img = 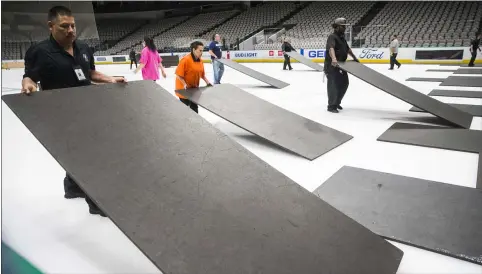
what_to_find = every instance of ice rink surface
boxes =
[2,62,482,273]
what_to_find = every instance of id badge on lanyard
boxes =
[73,65,87,82]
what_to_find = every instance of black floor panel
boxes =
[2,81,403,274]
[337,61,473,128]
[176,84,353,160]
[217,59,289,89]
[314,166,482,265]
[410,104,482,117]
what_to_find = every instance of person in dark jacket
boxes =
[323,18,359,113]
[282,38,295,70]
[468,32,481,67]
[129,48,137,69]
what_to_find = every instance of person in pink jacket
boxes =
[134,37,166,81]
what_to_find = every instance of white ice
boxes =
[1,62,482,274]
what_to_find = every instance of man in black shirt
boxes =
[324,18,359,113]
[468,32,481,67]
[21,6,126,217]
[281,38,295,70]
[129,48,137,69]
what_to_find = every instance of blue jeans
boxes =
[212,59,225,84]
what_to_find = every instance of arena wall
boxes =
[2,47,481,69]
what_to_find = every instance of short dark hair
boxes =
[477,32,481,36]
[190,41,204,50]
[48,6,72,22]
[393,34,397,38]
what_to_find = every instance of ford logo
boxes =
[359,49,384,59]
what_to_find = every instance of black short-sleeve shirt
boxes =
[23,35,95,91]
[471,38,480,51]
[324,32,349,72]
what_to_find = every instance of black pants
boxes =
[180,98,198,113]
[283,54,292,70]
[390,53,401,69]
[64,174,100,211]
[130,59,137,69]
[469,50,477,66]
[326,69,349,109]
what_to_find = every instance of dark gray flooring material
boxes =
[217,59,289,89]
[441,76,482,87]
[377,122,482,153]
[410,104,482,117]
[479,152,482,189]
[285,51,325,72]
[314,166,482,265]
[2,81,404,274]
[428,89,482,98]
[425,69,458,72]
[377,122,482,189]
[406,77,445,82]
[337,61,473,128]
[425,69,482,74]
[454,68,482,75]
[440,64,482,67]
[176,84,353,160]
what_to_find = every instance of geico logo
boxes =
[308,50,325,58]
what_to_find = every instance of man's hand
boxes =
[162,71,167,79]
[110,76,127,83]
[21,78,38,95]
[332,59,339,67]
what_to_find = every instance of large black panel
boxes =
[425,69,457,72]
[216,59,289,89]
[176,83,353,160]
[406,77,445,82]
[314,166,482,265]
[2,81,403,274]
[428,89,482,99]
[440,64,482,67]
[454,68,482,75]
[377,122,482,153]
[441,76,482,87]
[285,51,325,72]
[410,104,482,117]
[479,152,482,189]
[337,61,473,128]
[425,68,482,74]
[377,122,482,188]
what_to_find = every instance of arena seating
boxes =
[201,2,300,47]
[255,1,375,50]
[97,16,188,55]
[2,2,481,60]
[151,10,239,51]
[95,19,146,44]
[356,1,482,48]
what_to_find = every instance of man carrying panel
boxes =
[324,18,359,113]
[20,6,126,217]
